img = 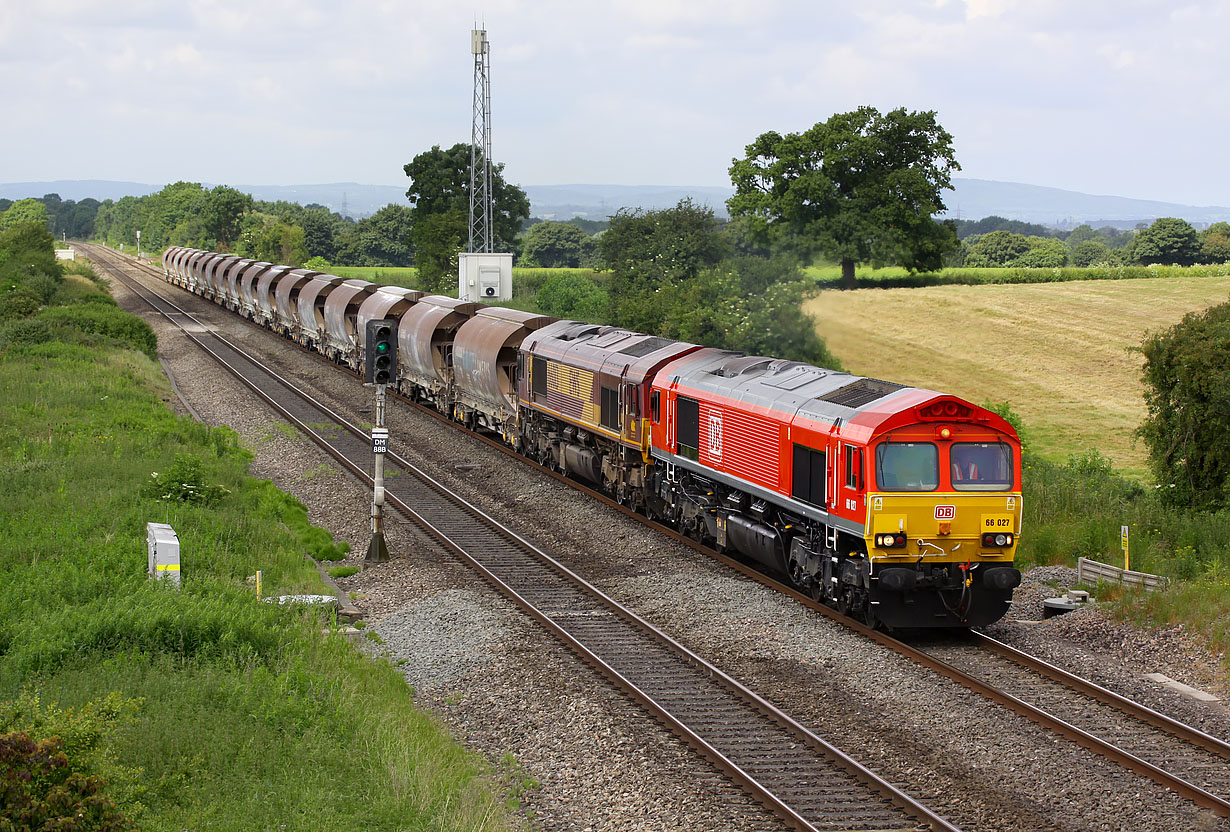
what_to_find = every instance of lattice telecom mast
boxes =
[469,28,493,253]
[458,27,511,302]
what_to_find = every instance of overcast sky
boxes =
[4,0,1227,205]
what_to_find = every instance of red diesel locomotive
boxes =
[164,246,1022,628]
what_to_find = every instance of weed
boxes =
[327,565,359,579]
[142,453,230,505]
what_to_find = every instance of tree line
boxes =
[954,217,1229,268]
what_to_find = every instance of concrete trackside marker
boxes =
[1144,673,1221,703]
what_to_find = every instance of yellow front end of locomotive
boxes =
[864,492,1022,564]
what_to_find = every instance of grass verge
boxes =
[0,259,510,831]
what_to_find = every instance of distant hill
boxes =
[5,178,1228,228]
[0,180,162,202]
[522,184,735,221]
[943,179,1230,229]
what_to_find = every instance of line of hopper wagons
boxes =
[160,246,1024,629]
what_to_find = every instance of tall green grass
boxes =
[0,295,509,828]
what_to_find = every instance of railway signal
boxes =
[363,319,397,565]
[365,319,398,385]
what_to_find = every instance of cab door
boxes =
[620,380,639,445]
[841,443,864,514]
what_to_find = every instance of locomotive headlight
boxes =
[982,533,1015,548]
[876,533,907,548]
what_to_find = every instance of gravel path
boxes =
[109,261,1229,832]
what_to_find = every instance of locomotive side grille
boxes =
[818,378,905,409]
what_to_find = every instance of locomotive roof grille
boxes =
[617,336,673,357]
[817,378,905,408]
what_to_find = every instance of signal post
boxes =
[364,320,397,565]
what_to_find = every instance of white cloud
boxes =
[964,0,1015,20]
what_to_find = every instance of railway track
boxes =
[923,631,1230,808]
[80,242,958,831]
[84,243,1230,823]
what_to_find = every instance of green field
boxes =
[806,275,1230,479]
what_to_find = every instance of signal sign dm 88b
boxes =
[365,319,398,385]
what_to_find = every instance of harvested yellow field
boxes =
[805,277,1230,478]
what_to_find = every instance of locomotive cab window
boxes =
[676,395,700,461]
[651,390,661,423]
[875,442,939,492]
[844,444,862,490]
[951,442,1014,490]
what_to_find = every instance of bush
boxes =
[141,453,230,505]
[1138,299,1230,508]
[0,288,41,320]
[38,303,157,359]
[0,222,62,293]
[1070,239,1113,267]
[0,691,144,832]
[963,230,1031,266]
[534,272,608,322]
[519,222,598,268]
[0,732,136,832]
[0,317,53,348]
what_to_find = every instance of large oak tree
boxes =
[403,143,529,288]
[728,107,960,288]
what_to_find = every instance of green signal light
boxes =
[376,342,390,353]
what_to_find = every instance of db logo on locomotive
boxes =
[708,413,723,459]
[934,505,956,520]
